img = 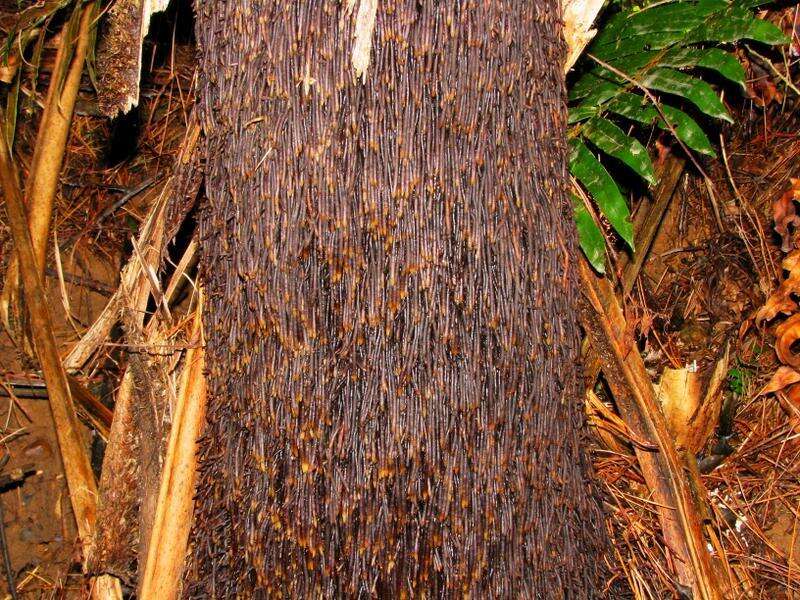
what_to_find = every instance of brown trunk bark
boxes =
[187,1,607,596]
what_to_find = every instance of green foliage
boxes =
[573,196,608,273]
[569,0,787,271]
[570,139,634,251]
[727,362,751,396]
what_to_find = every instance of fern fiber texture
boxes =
[186,0,608,597]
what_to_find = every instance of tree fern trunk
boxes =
[186,1,607,596]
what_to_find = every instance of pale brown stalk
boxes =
[1,4,95,335]
[139,294,206,599]
[0,116,97,554]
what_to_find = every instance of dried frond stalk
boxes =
[580,261,722,599]
[1,4,95,341]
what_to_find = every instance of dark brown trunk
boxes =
[187,1,607,596]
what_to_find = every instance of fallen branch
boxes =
[582,156,686,384]
[579,260,722,600]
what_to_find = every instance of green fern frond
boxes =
[570,139,635,252]
[568,0,788,272]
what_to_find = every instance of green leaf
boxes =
[569,140,634,250]
[569,71,622,102]
[739,0,783,7]
[573,197,606,273]
[641,67,732,122]
[568,103,600,124]
[742,19,790,45]
[592,1,783,55]
[567,0,786,265]
[2,1,68,63]
[686,7,788,45]
[592,3,724,52]
[583,117,656,185]
[660,47,746,87]
[568,83,624,121]
[607,92,716,157]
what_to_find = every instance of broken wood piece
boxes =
[585,388,631,454]
[66,375,113,440]
[96,0,171,116]
[352,0,379,82]
[139,294,206,600]
[655,347,729,454]
[579,260,722,599]
[563,0,607,73]
[131,236,172,324]
[161,239,198,312]
[90,574,123,600]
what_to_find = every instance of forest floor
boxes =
[0,4,799,600]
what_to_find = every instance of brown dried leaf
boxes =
[785,382,800,407]
[756,250,800,325]
[749,77,783,107]
[776,313,800,368]
[773,178,800,252]
[759,365,800,396]
[778,385,800,435]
